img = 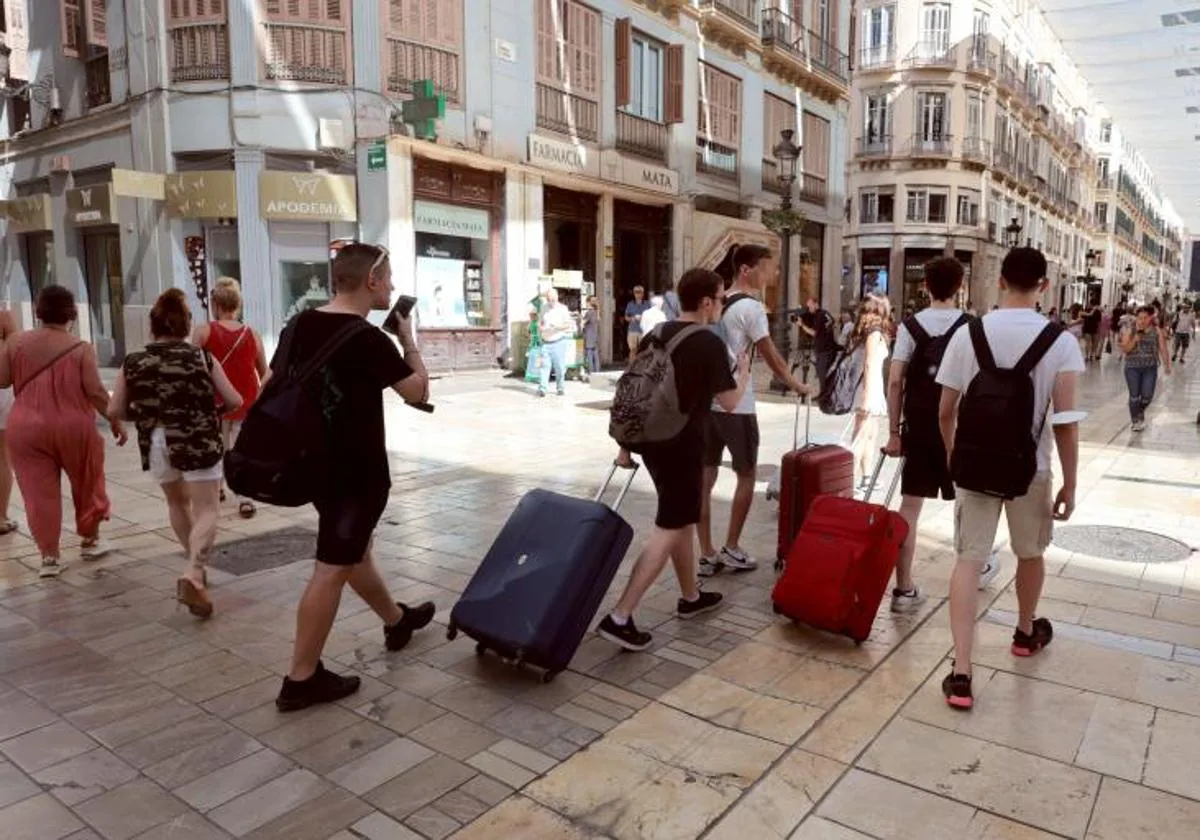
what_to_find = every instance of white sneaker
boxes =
[978,555,1000,590]
[890,586,927,614]
[719,546,758,572]
[39,557,64,579]
[698,555,723,578]
[80,539,112,561]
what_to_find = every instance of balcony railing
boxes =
[858,45,896,69]
[910,133,953,157]
[263,22,347,85]
[856,135,892,157]
[808,30,849,81]
[761,159,785,195]
[905,40,955,68]
[169,22,229,82]
[699,0,759,32]
[386,39,459,103]
[998,63,1019,93]
[85,53,111,109]
[1096,176,1114,191]
[616,111,669,163]
[761,8,805,58]
[962,136,991,162]
[535,83,599,142]
[966,48,996,76]
[799,173,827,205]
[697,137,738,180]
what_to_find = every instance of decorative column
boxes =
[383,141,415,296]
[599,192,615,364]
[503,170,544,357]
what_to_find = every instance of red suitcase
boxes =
[776,399,854,568]
[771,457,909,643]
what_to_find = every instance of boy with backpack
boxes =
[935,247,1083,710]
[263,244,437,711]
[883,258,975,613]
[599,268,750,651]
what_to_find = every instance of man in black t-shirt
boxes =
[275,243,435,713]
[597,268,750,651]
[798,297,838,384]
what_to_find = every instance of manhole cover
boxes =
[208,527,316,576]
[1052,525,1194,564]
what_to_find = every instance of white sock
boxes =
[609,611,629,625]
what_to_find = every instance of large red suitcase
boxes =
[771,457,909,643]
[776,399,854,567]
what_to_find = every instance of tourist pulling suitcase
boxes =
[771,455,908,643]
[774,396,854,571]
[447,462,638,683]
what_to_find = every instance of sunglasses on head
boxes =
[330,239,389,277]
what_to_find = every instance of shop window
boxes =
[859,189,893,224]
[414,231,490,328]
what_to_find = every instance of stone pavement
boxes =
[2,356,1200,840]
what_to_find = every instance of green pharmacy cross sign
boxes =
[401,80,446,141]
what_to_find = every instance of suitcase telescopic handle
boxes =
[862,452,904,508]
[596,460,639,512]
[793,394,812,451]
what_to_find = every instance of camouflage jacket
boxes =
[123,342,223,472]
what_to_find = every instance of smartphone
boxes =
[382,295,417,336]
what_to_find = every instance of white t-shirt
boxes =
[640,306,667,335]
[1175,311,1195,334]
[712,295,770,415]
[937,308,1085,473]
[540,303,574,342]
[892,307,967,364]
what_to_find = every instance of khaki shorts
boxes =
[954,473,1053,561]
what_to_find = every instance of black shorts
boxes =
[703,413,759,474]
[900,431,955,501]
[314,489,389,566]
[640,444,704,530]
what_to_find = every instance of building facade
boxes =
[0,0,852,370]
[1087,118,1186,309]
[846,0,1110,313]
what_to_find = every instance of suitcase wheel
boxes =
[771,603,782,615]
[446,623,458,641]
[475,642,487,657]
[773,557,785,573]
[541,670,559,684]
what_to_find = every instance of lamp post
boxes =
[1123,264,1134,301]
[1004,218,1022,249]
[769,128,801,385]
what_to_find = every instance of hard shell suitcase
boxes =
[775,398,855,569]
[447,463,637,683]
[771,456,908,643]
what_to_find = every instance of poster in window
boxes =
[415,257,468,328]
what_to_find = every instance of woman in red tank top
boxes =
[192,277,269,518]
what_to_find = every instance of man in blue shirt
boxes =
[624,285,651,359]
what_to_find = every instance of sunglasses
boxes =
[330,239,390,277]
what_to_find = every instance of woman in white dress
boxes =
[0,307,18,534]
[849,295,891,488]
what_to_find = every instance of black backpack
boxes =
[224,318,370,507]
[951,320,1063,499]
[902,313,972,440]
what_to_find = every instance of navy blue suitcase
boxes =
[447,463,637,682]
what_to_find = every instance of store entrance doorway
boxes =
[82,230,125,365]
[613,200,671,362]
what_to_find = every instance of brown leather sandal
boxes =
[176,577,214,619]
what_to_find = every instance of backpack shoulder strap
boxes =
[294,319,374,383]
[1014,323,1064,375]
[903,315,930,346]
[663,323,704,354]
[949,312,973,335]
[967,318,997,372]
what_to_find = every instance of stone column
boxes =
[382,142,415,297]
[598,192,614,364]
[503,170,544,355]
[233,150,274,347]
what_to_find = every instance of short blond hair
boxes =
[210,276,242,315]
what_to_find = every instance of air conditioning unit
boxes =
[50,155,71,173]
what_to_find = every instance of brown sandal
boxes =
[238,501,256,519]
[176,577,213,619]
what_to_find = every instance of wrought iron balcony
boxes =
[536,83,599,142]
[962,136,991,163]
[856,135,892,157]
[697,137,738,180]
[858,45,896,70]
[263,22,348,85]
[799,173,827,205]
[169,22,229,82]
[909,133,953,158]
[905,41,955,69]
[386,39,460,103]
[616,111,669,163]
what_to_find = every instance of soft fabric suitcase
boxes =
[447,463,637,682]
[771,457,908,643]
[775,399,855,569]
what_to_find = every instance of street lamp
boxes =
[1004,218,1022,248]
[769,128,801,382]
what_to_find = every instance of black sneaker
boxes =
[597,614,652,651]
[1011,617,1053,658]
[384,601,437,652]
[942,671,973,710]
[677,590,723,620]
[276,661,361,712]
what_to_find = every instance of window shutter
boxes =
[802,111,831,178]
[535,0,557,82]
[664,43,683,124]
[828,0,839,50]
[85,0,107,49]
[61,0,83,57]
[614,17,631,109]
